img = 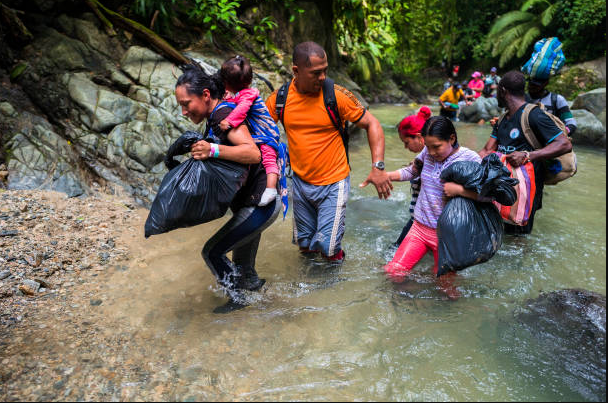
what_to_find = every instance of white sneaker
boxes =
[258,188,277,206]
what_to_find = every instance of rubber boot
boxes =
[213,285,249,314]
[235,265,266,292]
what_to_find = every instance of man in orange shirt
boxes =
[266,41,391,262]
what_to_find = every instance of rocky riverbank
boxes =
[0,189,138,327]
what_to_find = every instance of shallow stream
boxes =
[5,104,606,401]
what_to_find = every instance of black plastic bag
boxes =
[478,153,519,206]
[441,160,485,192]
[144,132,248,238]
[436,198,503,276]
[441,155,518,205]
[436,155,514,276]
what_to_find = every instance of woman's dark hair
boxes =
[176,61,225,99]
[421,116,459,148]
[220,55,253,92]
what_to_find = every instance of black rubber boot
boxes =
[235,265,266,292]
[213,287,248,314]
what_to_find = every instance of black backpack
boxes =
[275,77,350,163]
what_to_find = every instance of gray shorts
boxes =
[291,174,350,256]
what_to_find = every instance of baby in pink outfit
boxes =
[219,56,280,206]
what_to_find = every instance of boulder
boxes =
[565,56,606,82]
[511,289,606,401]
[460,96,501,123]
[597,108,606,128]
[571,109,606,148]
[64,72,147,132]
[571,87,606,116]
[6,114,87,197]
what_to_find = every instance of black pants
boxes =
[202,197,280,289]
[395,217,414,246]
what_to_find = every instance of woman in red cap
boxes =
[393,106,432,245]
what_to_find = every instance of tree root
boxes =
[85,0,189,66]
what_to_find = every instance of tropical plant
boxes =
[334,0,397,81]
[487,0,559,67]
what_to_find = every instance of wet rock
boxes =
[511,288,606,400]
[571,109,606,147]
[19,279,40,295]
[571,87,606,116]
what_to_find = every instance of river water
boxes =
[8,104,604,401]
[94,104,605,401]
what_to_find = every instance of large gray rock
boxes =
[511,289,606,401]
[6,113,87,197]
[64,72,147,132]
[571,109,606,148]
[596,108,606,128]
[460,96,501,123]
[566,56,606,82]
[571,87,606,116]
[121,46,180,91]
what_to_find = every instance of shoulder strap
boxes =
[322,77,350,163]
[520,103,543,150]
[550,92,558,113]
[275,79,292,125]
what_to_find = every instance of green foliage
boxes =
[131,0,176,32]
[557,0,606,63]
[128,0,288,54]
[486,0,558,67]
[334,0,397,82]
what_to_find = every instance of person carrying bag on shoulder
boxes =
[479,71,573,235]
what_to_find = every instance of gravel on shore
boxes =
[0,189,138,328]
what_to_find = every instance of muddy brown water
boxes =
[2,104,606,401]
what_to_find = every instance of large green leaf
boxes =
[518,25,542,57]
[520,0,551,12]
[489,11,534,36]
[540,3,558,26]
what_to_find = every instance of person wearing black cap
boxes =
[526,76,577,137]
[479,70,572,234]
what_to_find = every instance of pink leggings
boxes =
[384,220,439,281]
[260,144,279,176]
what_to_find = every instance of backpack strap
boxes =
[275,77,350,163]
[275,79,292,125]
[550,92,558,114]
[322,77,350,164]
[520,103,544,150]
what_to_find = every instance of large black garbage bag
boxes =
[441,160,484,191]
[144,132,248,238]
[436,198,503,276]
[478,153,519,206]
[436,156,514,276]
[441,156,518,206]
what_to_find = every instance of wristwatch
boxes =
[372,161,385,170]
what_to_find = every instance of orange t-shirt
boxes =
[266,81,366,186]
